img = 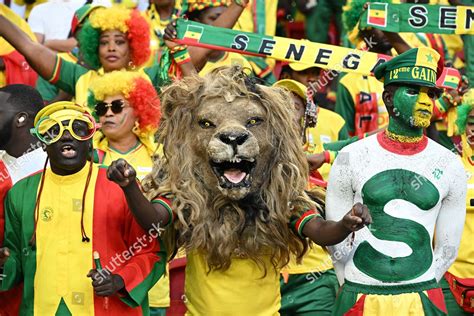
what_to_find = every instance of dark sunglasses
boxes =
[94,99,126,116]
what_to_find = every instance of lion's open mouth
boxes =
[211,158,256,188]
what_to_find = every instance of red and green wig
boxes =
[78,7,151,70]
[88,70,161,136]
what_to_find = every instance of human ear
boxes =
[15,112,28,127]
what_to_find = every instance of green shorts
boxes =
[280,269,339,316]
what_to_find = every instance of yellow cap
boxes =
[273,79,307,100]
[288,62,319,72]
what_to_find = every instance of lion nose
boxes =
[218,132,249,147]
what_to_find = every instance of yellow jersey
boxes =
[305,108,347,181]
[448,154,474,278]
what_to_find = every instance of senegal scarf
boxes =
[173,19,460,89]
[360,3,474,35]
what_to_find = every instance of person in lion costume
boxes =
[107,66,371,315]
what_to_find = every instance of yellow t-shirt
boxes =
[185,251,280,316]
[448,154,474,278]
[13,0,47,19]
[102,143,153,181]
[306,108,346,181]
[35,165,97,315]
[284,244,333,274]
[199,52,253,77]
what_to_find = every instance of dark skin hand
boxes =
[0,247,9,267]
[302,203,372,246]
[307,153,326,170]
[107,159,169,232]
[362,2,411,54]
[87,269,125,296]
[163,0,248,71]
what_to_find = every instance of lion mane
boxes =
[146,66,317,272]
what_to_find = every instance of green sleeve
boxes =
[144,65,168,94]
[335,81,355,135]
[323,135,359,152]
[337,122,350,140]
[49,56,89,96]
[0,191,23,291]
[36,76,59,103]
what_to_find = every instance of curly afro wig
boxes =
[455,89,474,135]
[88,70,161,135]
[78,7,151,70]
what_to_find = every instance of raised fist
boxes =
[107,159,137,188]
[342,203,372,232]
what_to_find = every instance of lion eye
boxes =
[198,119,215,129]
[246,117,263,127]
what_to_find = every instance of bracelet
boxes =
[173,48,192,65]
[169,45,188,54]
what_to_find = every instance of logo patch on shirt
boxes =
[72,199,82,212]
[72,292,84,305]
[40,207,54,222]
[432,168,443,180]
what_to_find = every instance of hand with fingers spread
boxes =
[107,159,137,188]
[0,248,10,267]
[342,203,372,232]
[87,269,125,297]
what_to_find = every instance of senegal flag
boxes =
[0,165,166,316]
[438,67,461,90]
[183,24,204,43]
[367,3,388,27]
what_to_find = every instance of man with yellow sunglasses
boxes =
[0,101,166,316]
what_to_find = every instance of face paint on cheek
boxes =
[412,95,433,128]
[118,113,128,127]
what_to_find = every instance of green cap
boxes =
[374,47,441,87]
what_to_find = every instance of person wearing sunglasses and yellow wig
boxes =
[88,70,161,180]
[0,101,165,316]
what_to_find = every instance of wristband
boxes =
[172,48,191,65]
[323,150,337,164]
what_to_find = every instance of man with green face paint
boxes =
[326,47,467,315]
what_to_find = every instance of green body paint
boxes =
[353,169,440,282]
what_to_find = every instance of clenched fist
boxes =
[342,203,372,232]
[107,159,137,188]
[87,268,125,296]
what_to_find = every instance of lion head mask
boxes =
[150,66,316,271]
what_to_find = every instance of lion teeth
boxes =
[248,158,255,162]
[229,157,242,163]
